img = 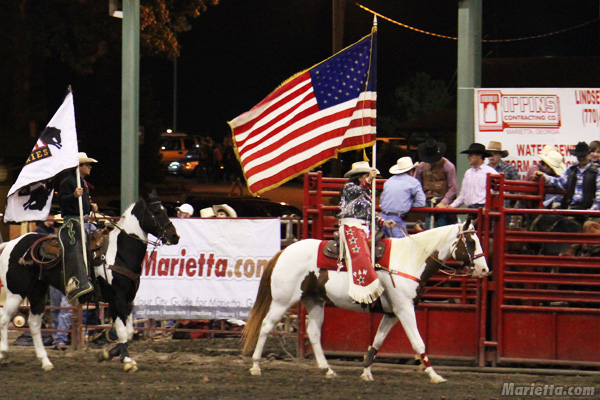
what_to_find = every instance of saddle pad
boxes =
[317,238,392,271]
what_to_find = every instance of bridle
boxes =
[447,227,485,276]
[93,200,174,247]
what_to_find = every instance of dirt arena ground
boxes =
[1,334,599,400]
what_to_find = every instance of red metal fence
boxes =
[298,171,600,368]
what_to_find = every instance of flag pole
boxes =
[69,84,89,274]
[76,166,89,271]
[370,16,378,266]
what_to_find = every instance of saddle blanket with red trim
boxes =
[317,238,392,271]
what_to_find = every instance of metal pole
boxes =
[456,0,482,183]
[173,33,178,132]
[121,0,140,212]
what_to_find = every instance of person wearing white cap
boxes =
[176,203,194,218]
[338,161,395,305]
[380,156,426,238]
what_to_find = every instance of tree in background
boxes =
[0,0,218,187]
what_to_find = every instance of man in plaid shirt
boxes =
[536,141,600,218]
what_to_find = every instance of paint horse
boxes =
[242,219,489,383]
[0,193,179,372]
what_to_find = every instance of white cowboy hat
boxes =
[539,150,566,176]
[343,161,379,178]
[212,204,237,218]
[78,152,98,164]
[389,157,418,175]
[538,144,558,157]
[176,203,194,216]
[200,207,216,218]
[486,141,509,158]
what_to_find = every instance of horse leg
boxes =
[99,316,138,372]
[303,298,336,378]
[0,293,23,360]
[28,311,53,371]
[395,306,446,383]
[249,302,292,376]
[360,314,399,382]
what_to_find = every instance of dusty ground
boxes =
[1,334,599,400]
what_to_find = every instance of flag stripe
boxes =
[243,96,376,172]
[229,32,377,196]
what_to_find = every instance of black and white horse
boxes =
[0,194,179,371]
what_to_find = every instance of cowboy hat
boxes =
[343,161,379,178]
[200,207,216,218]
[486,141,509,158]
[78,152,98,164]
[417,139,446,164]
[569,141,590,157]
[176,203,194,216]
[538,144,559,157]
[460,143,492,158]
[389,157,419,175]
[539,150,566,176]
[212,204,237,218]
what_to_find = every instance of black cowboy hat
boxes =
[569,141,590,157]
[460,143,492,158]
[417,139,446,164]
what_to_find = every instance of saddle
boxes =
[322,230,386,260]
[19,228,109,270]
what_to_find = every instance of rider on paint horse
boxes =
[56,152,98,302]
[339,161,396,304]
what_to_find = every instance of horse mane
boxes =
[390,224,460,272]
[241,249,283,356]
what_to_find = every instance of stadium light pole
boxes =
[119,0,140,212]
[456,0,482,184]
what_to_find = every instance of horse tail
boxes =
[241,249,283,355]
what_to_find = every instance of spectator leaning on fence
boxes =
[535,141,600,214]
[380,156,426,238]
[414,139,458,227]
[537,149,566,208]
[442,143,496,210]
[486,141,519,181]
[525,144,560,182]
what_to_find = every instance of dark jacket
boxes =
[561,163,598,209]
[58,173,93,216]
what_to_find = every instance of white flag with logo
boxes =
[4,92,79,223]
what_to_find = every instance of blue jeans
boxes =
[50,287,71,345]
[381,214,407,238]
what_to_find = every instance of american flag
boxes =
[229,31,377,196]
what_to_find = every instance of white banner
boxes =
[134,218,281,320]
[474,88,600,179]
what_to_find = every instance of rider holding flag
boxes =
[338,161,395,304]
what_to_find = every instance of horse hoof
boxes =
[42,364,54,371]
[325,369,337,379]
[249,367,262,376]
[124,361,138,373]
[360,373,374,382]
[431,375,447,384]
[98,349,110,362]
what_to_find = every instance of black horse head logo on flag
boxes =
[19,180,53,211]
[40,127,62,149]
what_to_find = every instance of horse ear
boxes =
[463,215,475,230]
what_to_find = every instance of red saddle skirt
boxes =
[317,238,392,271]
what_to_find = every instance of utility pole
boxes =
[456,0,482,183]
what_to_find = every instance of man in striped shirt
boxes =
[441,143,496,209]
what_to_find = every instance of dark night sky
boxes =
[143,0,599,140]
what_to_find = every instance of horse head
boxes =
[451,217,489,278]
[135,193,180,245]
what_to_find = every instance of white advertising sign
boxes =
[474,88,600,179]
[134,218,281,320]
